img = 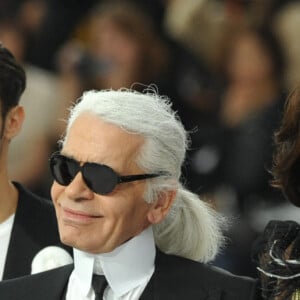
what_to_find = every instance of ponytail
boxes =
[153,187,226,262]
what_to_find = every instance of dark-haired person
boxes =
[0,44,70,280]
[0,89,259,299]
[252,85,300,299]
[212,24,287,276]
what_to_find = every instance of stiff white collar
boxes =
[73,226,155,298]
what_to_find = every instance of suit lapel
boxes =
[140,250,222,300]
[3,182,62,280]
[139,274,154,300]
[3,187,38,279]
[43,265,73,300]
[24,264,73,300]
[0,264,73,300]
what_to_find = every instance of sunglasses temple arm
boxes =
[118,173,166,183]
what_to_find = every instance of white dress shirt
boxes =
[0,214,15,280]
[66,226,155,300]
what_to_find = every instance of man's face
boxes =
[51,113,153,254]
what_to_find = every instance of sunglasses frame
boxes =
[49,152,168,195]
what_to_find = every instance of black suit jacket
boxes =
[0,250,259,299]
[2,182,68,280]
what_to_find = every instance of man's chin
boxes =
[58,224,81,247]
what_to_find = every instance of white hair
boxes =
[63,88,226,262]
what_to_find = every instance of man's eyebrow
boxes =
[59,151,107,166]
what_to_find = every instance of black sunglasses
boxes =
[49,152,168,195]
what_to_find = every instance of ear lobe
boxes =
[4,106,25,139]
[147,190,177,224]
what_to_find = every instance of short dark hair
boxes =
[0,43,26,118]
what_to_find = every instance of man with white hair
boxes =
[0,89,259,299]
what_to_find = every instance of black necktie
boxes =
[92,274,108,300]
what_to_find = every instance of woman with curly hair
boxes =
[253,85,300,300]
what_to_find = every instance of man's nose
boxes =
[64,172,94,201]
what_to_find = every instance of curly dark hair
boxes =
[253,220,300,299]
[272,85,300,206]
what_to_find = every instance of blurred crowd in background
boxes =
[1,0,300,278]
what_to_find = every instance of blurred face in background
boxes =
[90,18,140,68]
[0,24,25,62]
[226,32,274,84]
[87,16,141,89]
[70,3,168,92]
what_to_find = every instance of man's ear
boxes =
[4,106,25,140]
[147,190,177,224]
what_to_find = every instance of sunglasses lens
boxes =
[50,155,78,186]
[84,163,118,194]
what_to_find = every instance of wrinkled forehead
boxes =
[63,113,145,170]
